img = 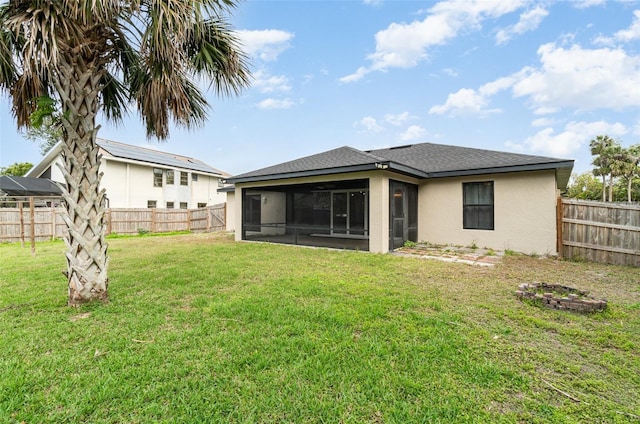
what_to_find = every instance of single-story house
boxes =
[225,142,574,254]
[26,138,230,209]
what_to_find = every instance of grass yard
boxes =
[0,233,638,423]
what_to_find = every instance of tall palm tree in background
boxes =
[589,135,617,202]
[615,145,640,202]
[0,0,250,305]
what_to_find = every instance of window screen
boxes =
[463,182,494,230]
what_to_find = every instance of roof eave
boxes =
[427,161,575,179]
[227,163,384,184]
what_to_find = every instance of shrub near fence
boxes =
[0,201,227,243]
[559,199,640,267]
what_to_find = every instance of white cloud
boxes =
[384,112,414,126]
[400,125,427,141]
[594,10,640,45]
[495,6,549,45]
[531,117,555,127]
[356,116,384,132]
[256,98,295,110]
[429,88,500,116]
[236,29,294,62]
[341,0,526,82]
[571,0,606,9]
[506,120,628,157]
[442,68,458,77]
[252,70,291,93]
[512,43,640,113]
[433,42,640,117]
[613,9,640,42]
[339,66,370,84]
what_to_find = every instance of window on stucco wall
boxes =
[463,181,494,230]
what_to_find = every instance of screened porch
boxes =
[241,179,370,251]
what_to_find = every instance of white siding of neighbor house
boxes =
[49,157,66,182]
[419,170,559,255]
[28,145,228,209]
[100,160,226,208]
[190,173,227,208]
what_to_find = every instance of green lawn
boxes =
[1,233,638,423]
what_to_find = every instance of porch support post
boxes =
[234,186,243,241]
[368,174,390,253]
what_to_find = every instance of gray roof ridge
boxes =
[347,146,391,162]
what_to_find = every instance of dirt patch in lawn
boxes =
[394,243,504,266]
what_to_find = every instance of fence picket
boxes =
[560,199,640,266]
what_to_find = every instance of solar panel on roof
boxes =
[97,139,224,175]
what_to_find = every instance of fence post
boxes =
[556,197,563,259]
[29,197,35,255]
[19,199,25,248]
[106,209,112,235]
[206,206,211,232]
[51,203,56,240]
[151,208,156,233]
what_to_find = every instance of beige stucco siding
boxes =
[225,191,236,232]
[419,170,558,254]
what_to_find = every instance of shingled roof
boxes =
[228,142,574,188]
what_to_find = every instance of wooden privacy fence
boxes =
[558,198,640,267]
[0,198,227,244]
[107,203,226,234]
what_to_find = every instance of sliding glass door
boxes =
[331,190,368,236]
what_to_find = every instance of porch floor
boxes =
[244,233,369,251]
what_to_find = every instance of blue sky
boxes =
[1,0,639,176]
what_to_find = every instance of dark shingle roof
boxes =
[367,143,571,176]
[0,176,62,196]
[229,146,389,181]
[97,138,228,176]
[228,142,574,188]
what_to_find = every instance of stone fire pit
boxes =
[515,282,607,312]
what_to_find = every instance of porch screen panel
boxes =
[348,191,367,235]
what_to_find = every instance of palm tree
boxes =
[0,0,250,305]
[589,135,617,202]
[615,145,640,202]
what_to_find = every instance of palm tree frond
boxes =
[187,18,251,96]
[100,71,129,124]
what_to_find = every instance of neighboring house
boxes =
[226,142,574,254]
[26,138,230,209]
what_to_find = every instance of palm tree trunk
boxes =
[54,56,109,306]
[601,176,606,202]
[628,178,633,203]
[608,174,614,202]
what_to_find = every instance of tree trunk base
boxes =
[68,291,109,307]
